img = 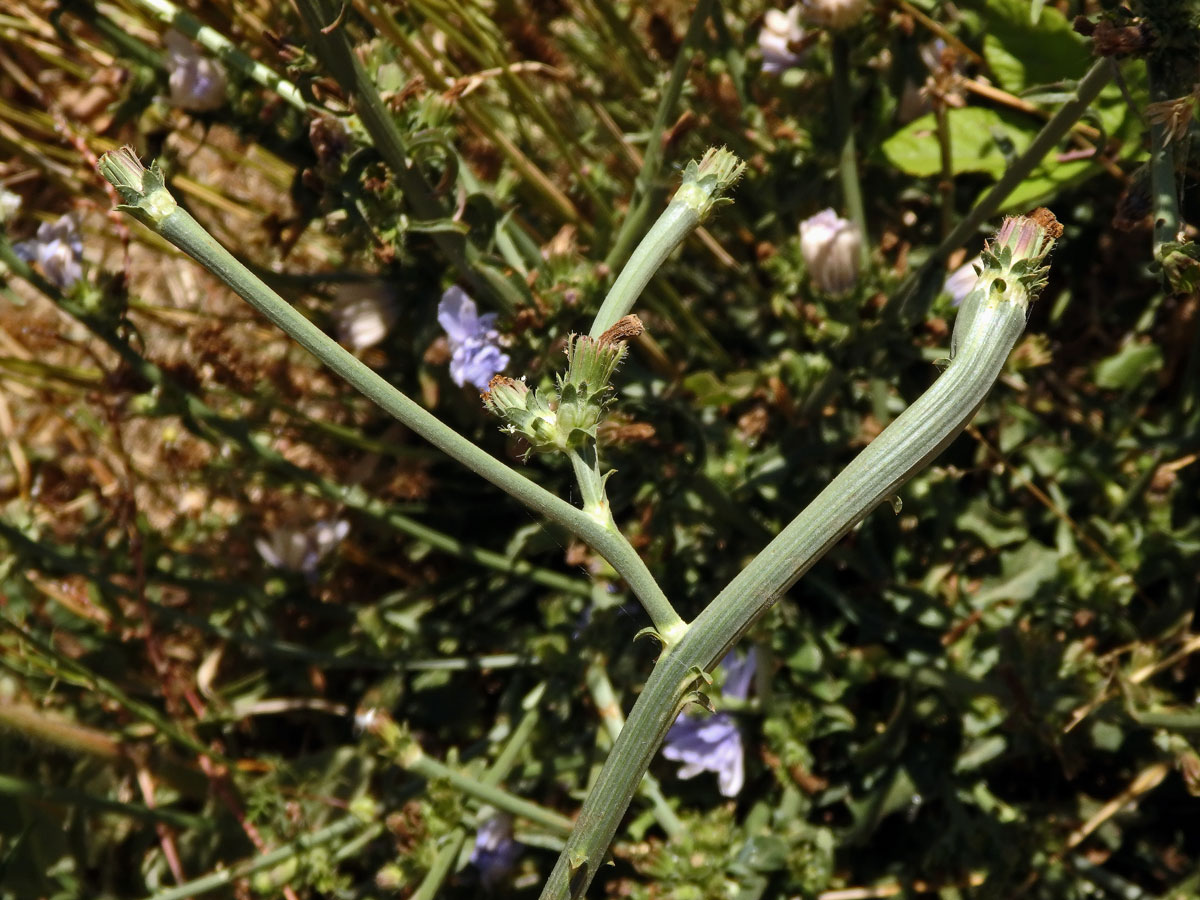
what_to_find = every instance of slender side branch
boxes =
[294,0,524,310]
[539,211,1063,900]
[590,147,745,338]
[126,0,307,111]
[98,148,684,644]
[603,0,716,272]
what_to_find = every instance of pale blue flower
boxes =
[255,519,349,579]
[14,214,83,289]
[470,814,521,890]
[943,256,981,307]
[662,648,757,797]
[438,286,510,389]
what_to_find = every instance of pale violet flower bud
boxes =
[661,648,757,797]
[801,0,872,30]
[438,286,510,390]
[0,188,21,225]
[469,815,521,890]
[943,257,981,307]
[952,209,1061,358]
[759,6,808,75]
[164,31,227,112]
[799,208,861,295]
[331,282,398,351]
[14,213,84,289]
[255,519,349,579]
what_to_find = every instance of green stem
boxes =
[58,0,164,69]
[893,58,1112,321]
[410,698,543,900]
[592,147,744,338]
[539,232,1041,899]
[566,444,613,527]
[295,0,524,311]
[592,202,696,338]
[603,0,715,274]
[0,774,210,832]
[832,35,870,267]
[395,741,573,835]
[141,816,364,900]
[0,238,587,599]
[934,101,955,240]
[584,659,684,838]
[125,0,307,111]
[1145,52,1185,259]
[98,152,685,642]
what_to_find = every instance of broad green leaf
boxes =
[882,102,1106,210]
[965,0,1089,92]
[973,542,1059,606]
[1093,341,1164,390]
[882,107,1034,179]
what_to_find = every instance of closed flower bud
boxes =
[799,208,861,295]
[952,208,1061,358]
[332,282,397,351]
[673,148,746,222]
[0,188,21,224]
[760,6,808,75]
[801,0,872,30]
[164,31,227,112]
[482,375,560,452]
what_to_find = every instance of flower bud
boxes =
[482,375,560,452]
[481,317,642,455]
[165,31,227,112]
[952,208,1061,358]
[799,208,861,295]
[760,6,808,75]
[801,0,872,30]
[980,207,1062,305]
[673,148,747,222]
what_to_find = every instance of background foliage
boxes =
[0,1,1198,898]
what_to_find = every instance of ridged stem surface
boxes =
[539,286,1030,899]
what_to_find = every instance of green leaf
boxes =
[882,108,1031,179]
[966,0,1089,92]
[881,103,1104,210]
[1093,341,1164,390]
[973,542,1059,607]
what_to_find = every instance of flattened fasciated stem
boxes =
[538,212,1061,900]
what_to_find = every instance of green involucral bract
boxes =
[483,316,643,455]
